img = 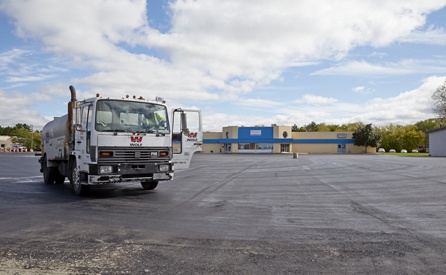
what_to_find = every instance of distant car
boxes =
[389,149,396,153]
[9,145,27,152]
[401,149,407,153]
[378,148,385,153]
[411,149,418,153]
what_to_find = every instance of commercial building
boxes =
[0,136,13,152]
[203,125,375,154]
[427,126,446,157]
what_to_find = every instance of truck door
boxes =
[75,103,93,171]
[171,109,203,170]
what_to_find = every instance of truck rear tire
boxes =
[42,155,56,184]
[42,155,65,185]
[141,181,158,190]
[70,159,89,196]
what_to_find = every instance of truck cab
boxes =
[40,87,202,195]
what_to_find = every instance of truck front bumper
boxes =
[86,162,173,185]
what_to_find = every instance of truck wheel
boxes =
[42,155,56,184]
[70,160,89,196]
[141,181,158,190]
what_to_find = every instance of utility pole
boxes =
[31,125,33,151]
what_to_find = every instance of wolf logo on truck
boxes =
[130,136,143,143]
[130,136,143,146]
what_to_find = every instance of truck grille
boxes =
[97,146,171,164]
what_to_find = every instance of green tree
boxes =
[1,124,41,150]
[399,125,424,151]
[339,122,365,132]
[377,124,401,151]
[304,121,319,132]
[317,123,341,132]
[432,79,446,121]
[352,124,381,153]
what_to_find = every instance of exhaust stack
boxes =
[67,85,77,145]
[69,85,77,102]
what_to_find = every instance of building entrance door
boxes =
[224,143,231,153]
[337,144,346,153]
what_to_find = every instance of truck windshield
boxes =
[95,100,169,134]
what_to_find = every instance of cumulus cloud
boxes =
[1,0,446,129]
[0,89,50,128]
[352,86,374,95]
[296,94,338,105]
[313,59,446,76]
[2,0,445,99]
[352,75,445,125]
[402,26,446,45]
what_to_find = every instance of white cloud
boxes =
[235,98,282,109]
[1,1,446,130]
[0,90,51,128]
[402,26,446,45]
[353,75,445,125]
[313,60,413,76]
[296,94,338,105]
[2,0,445,100]
[352,86,374,95]
[313,59,446,76]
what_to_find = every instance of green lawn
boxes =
[378,152,430,157]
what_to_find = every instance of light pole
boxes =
[31,125,33,151]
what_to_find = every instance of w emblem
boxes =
[130,136,143,142]
[187,132,197,138]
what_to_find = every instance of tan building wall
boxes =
[291,132,376,154]
[203,132,224,153]
[0,136,13,152]
[202,127,376,154]
[222,126,239,139]
[272,125,292,153]
[222,126,239,153]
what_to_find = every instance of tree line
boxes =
[291,118,444,152]
[0,124,42,150]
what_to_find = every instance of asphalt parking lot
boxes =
[1,152,446,274]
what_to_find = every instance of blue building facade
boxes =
[203,126,366,154]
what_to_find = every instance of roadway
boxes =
[1,152,446,274]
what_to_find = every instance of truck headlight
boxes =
[99,165,113,174]
[158,164,170,172]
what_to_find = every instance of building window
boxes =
[283,131,288,138]
[238,143,273,153]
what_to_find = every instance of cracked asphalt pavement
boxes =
[1,152,446,274]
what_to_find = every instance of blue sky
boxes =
[1,0,446,131]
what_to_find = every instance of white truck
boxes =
[39,86,202,195]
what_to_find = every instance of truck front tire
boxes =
[70,159,89,196]
[141,181,158,190]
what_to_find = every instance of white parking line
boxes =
[0,176,42,180]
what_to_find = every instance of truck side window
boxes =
[86,106,92,132]
[81,106,88,129]
[81,105,92,154]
